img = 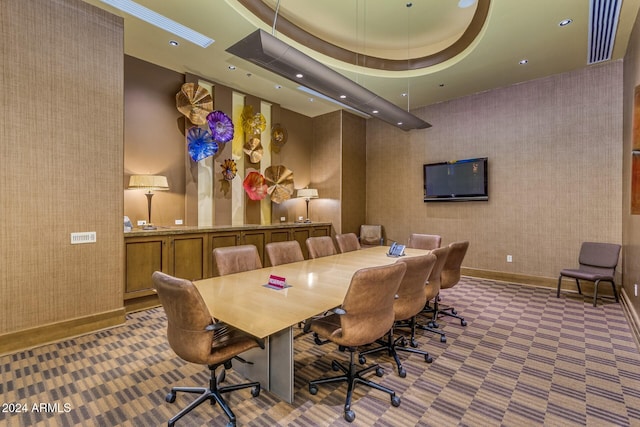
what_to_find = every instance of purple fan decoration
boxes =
[207,110,234,143]
[187,126,219,162]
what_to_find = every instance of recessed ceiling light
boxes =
[339,95,346,99]
[296,73,304,78]
[397,122,404,126]
[275,84,282,89]
[559,18,573,27]
[228,65,236,70]
[519,59,528,65]
[372,110,379,114]
[169,40,179,46]
[401,93,407,97]
[100,0,214,47]
[458,0,476,8]
[439,83,445,87]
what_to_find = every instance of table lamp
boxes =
[128,175,169,230]
[297,188,318,223]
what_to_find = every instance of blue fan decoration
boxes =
[187,126,219,162]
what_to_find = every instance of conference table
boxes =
[193,245,430,403]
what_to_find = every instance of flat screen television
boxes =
[423,157,488,202]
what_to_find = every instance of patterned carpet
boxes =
[1,277,639,426]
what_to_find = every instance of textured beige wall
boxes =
[623,11,640,320]
[0,0,124,333]
[367,62,623,281]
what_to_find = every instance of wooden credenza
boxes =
[124,223,332,309]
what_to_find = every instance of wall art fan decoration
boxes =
[243,171,268,201]
[241,105,266,135]
[220,158,237,181]
[207,110,234,143]
[264,165,294,204]
[271,123,288,153]
[176,83,213,125]
[187,126,218,162]
[243,136,264,163]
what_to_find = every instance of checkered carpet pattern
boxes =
[1,277,639,426]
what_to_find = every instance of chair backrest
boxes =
[407,233,442,250]
[578,242,621,275]
[213,244,262,276]
[265,241,304,266]
[306,236,337,259]
[335,233,361,253]
[337,262,406,347]
[152,271,215,364]
[394,254,437,321]
[440,241,469,290]
[425,246,451,300]
[359,225,383,246]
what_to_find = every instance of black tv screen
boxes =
[423,157,488,202]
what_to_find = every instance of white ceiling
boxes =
[82,0,640,119]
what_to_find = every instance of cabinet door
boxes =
[242,231,266,265]
[312,225,330,237]
[172,234,207,281]
[125,238,166,299]
[269,229,290,243]
[294,228,311,259]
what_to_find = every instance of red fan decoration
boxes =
[243,171,268,201]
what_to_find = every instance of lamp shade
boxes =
[128,175,169,190]
[297,188,318,199]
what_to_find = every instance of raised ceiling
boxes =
[83,0,640,120]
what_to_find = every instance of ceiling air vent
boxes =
[588,0,622,64]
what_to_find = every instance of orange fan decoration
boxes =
[265,165,294,204]
[176,83,213,125]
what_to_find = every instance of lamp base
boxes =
[142,224,157,230]
[304,219,312,223]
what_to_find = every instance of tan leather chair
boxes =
[213,244,262,276]
[557,242,621,306]
[152,271,262,427]
[359,225,383,247]
[335,233,361,253]
[265,241,304,266]
[407,233,442,250]
[437,241,470,326]
[305,236,337,258]
[417,246,450,343]
[308,262,407,423]
[359,254,437,377]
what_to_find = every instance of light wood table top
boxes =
[194,246,430,339]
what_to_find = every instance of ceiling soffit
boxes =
[237,0,490,71]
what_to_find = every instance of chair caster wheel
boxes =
[410,338,418,348]
[358,355,366,364]
[440,335,447,343]
[451,309,457,315]
[166,392,176,403]
[391,395,401,407]
[331,361,340,371]
[430,321,439,328]
[313,334,324,345]
[344,410,356,422]
[461,320,467,326]
[398,367,406,378]
[251,385,261,397]
[425,354,433,363]
[226,421,235,427]
[375,367,384,377]
[309,385,318,395]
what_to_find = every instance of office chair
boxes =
[335,233,361,253]
[265,240,304,266]
[407,233,442,250]
[358,254,437,377]
[416,245,450,343]
[152,271,262,427]
[437,241,470,326]
[359,225,384,247]
[213,244,262,276]
[557,242,621,307]
[306,236,337,258]
[308,262,407,423]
